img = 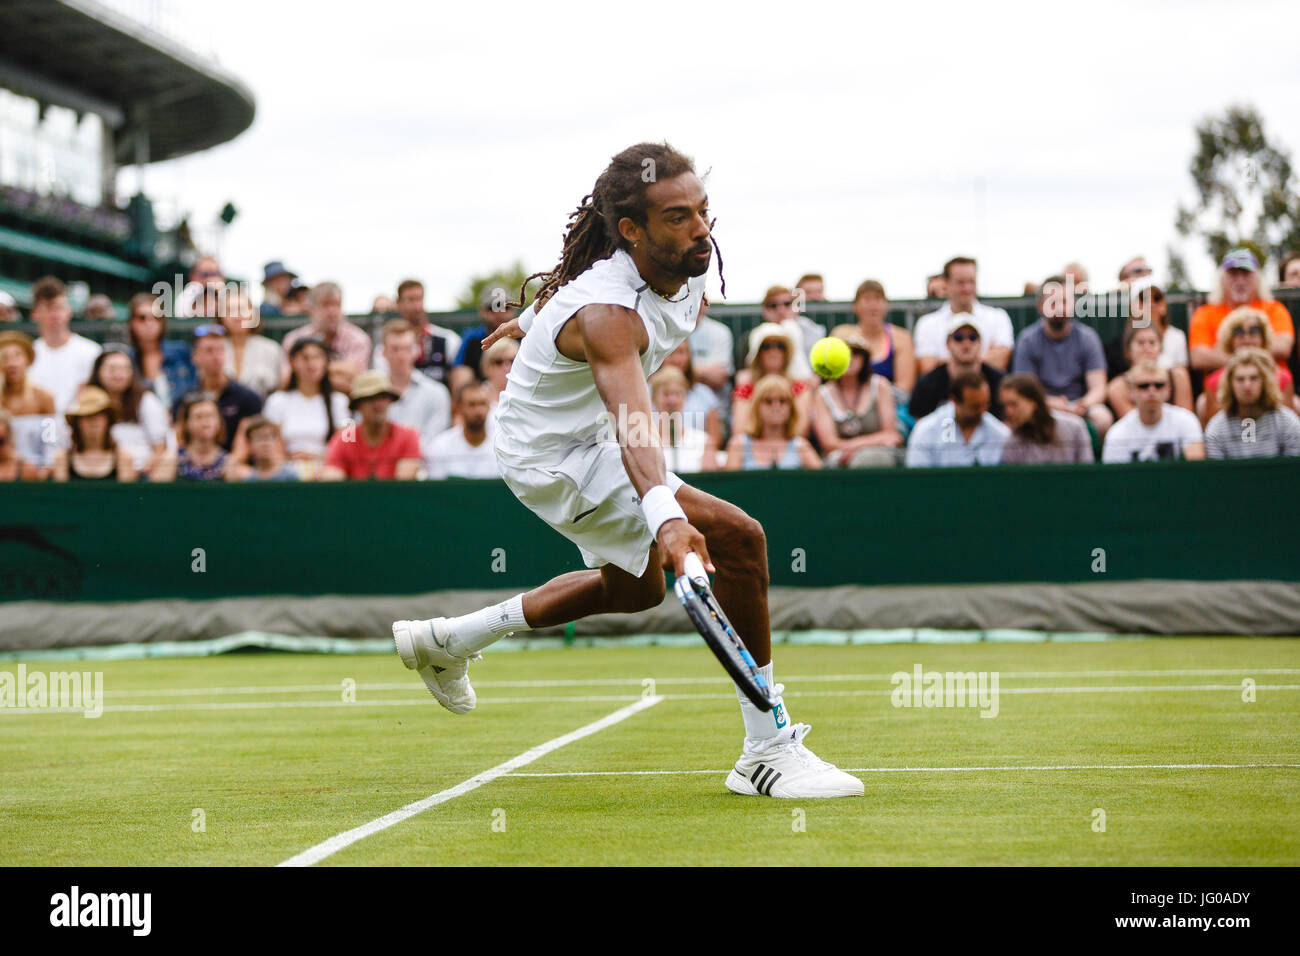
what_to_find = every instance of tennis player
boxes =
[394,143,861,798]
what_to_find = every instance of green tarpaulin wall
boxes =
[1,457,1296,605]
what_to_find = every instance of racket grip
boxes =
[682,552,709,585]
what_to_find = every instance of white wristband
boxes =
[641,484,686,538]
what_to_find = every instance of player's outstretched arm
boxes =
[576,304,713,577]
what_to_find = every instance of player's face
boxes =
[1285,259,1300,287]
[639,173,712,280]
[1230,365,1263,406]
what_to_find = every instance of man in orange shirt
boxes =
[1189,248,1294,372]
[320,371,422,480]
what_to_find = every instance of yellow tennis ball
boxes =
[809,336,851,379]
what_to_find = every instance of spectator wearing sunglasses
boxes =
[724,374,820,471]
[176,324,263,451]
[478,337,517,427]
[1189,248,1294,373]
[1204,348,1300,459]
[125,292,195,410]
[1197,307,1296,425]
[1107,322,1194,419]
[732,323,813,439]
[1012,275,1113,437]
[1117,256,1152,288]
[1102,361,1204,462]
[758,286,817,381]
[908,314,1004,421]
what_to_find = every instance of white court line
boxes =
[96,671,1300,697]
[277,695,663,867]
[96,668,1300,698]
[506,762,1300,778]
[5,683,1300,716]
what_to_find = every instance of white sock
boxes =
[737,661,791,743]
[443,594,529,658]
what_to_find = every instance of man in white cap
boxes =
[908,313,1005,421]
[0,291,18,322]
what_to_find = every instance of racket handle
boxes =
[682,552,709,585]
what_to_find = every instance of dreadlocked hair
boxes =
[513,142,726,310]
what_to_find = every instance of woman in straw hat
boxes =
[730,322,812,438]
[52,386,136,482]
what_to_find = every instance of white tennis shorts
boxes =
[497,439,684,579]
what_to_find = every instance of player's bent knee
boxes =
[715,513,768,578]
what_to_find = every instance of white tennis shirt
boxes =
[494,250,707,466]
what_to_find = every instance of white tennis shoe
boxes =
[392,618,478,715]
[725,723,864,798]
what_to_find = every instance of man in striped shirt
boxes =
[1204,348,1300,458]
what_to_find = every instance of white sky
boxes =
[128,0,1300,312]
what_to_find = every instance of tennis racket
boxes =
[674,552,773,711]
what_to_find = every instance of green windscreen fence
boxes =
[1,457,1296,604]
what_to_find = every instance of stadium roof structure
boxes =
[0,0,255,165]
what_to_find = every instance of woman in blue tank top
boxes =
[723,374,821,471]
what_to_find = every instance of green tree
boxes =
[1173,105,1300,277]
[455,261,542,311]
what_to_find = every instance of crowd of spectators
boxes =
[1,245,1298,485]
